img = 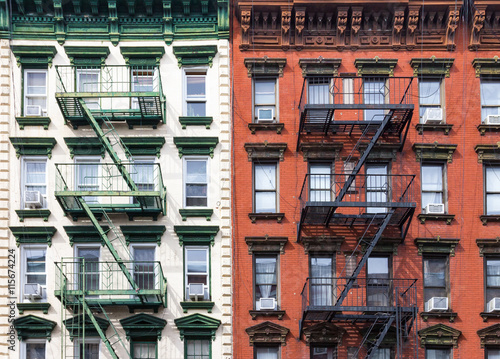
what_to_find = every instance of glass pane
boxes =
[26,162,46,184]
[187,249,207,273]
[255,80,276,105]
[426,348,450,359]
[27,275,46,285]
[187,102,206,117]
[371,348,390,359]
[133,342,156,359]
[132,70,154,92]
[422,192,443,209]
[419,79,441,105]
[186,197,208,207]
[487,259,500,287]
[488,349,500,359]
[486,167,500,191]
[424,257,446,287]
[132,163,154,185]
[26,342,45,359]
[256,347,279,359]
[487,194,500,215]
[481,80,500,106]
[187,161,207,183]
[422,165,443,191]
[187,340,210,359]
[187,76,206,97]
[368,257,389,277]
[255,192,276,213]
[255,164,276,190]
[78,72,99,92]
[27,72,46,95]
[186,184,207,197]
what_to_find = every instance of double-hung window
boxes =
[364,77,386,121]
[131,245,156,293]
[310,256,334,306]
[425,348,451,359]
[21,245,47,302]
[254,163,277,213]
[421,163,446,213]
[485,166,500,215]
[254,78,277,122]
[311,346,336,359]
[185,70,207,117]
[186,339,210,359]
[24,70,47,116]
[419,78,443,122]
[132,340,156,359]
[131,67,155,110]
[74,338,100,359]
[76,246,100,296]
[309,163,332,202]
[185,246,210,301]
[485,257,500,310]
[132,157,156,207]
[255,346,279,359]
[366,164,389,214]
[184,158,208,207]
[367,256,391,307]
[423,256,448,311]
[254,254,278,310]
[75,157,100,204]
[23,339,46,359]
[487,348,500,359]
[22,158,47,209]
[481,78,500,122]
[371,348,392,359]
[76,68,100,110]
[308,77,331,105]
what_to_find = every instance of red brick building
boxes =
[232,0,500,358]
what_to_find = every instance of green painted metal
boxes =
[172,45,218,67]
[120,47,165,66]
[10,226,56,247]
[173,137,219,158]
[16,302,51,315]
[178,116,213,129]
[10,45,57,68]
[120,313,167,340]
[64,46,110,66]
[174,313,221,341]
[121,137,166,158]
[9,137,57,158]
[62,312,110,340]
[16,116,51,130]
[174,225,219,246]
[120,225,166,246]
[63,225,110,246]
[15,209,51,222]
[95,302,131,358]
[13,315,56,341]
[179,209,213,221]
[64,137,105,158]
[180,301,215,313]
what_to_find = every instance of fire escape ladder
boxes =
[361,316,395,359]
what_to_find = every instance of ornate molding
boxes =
[418,324,461,348]
[10,226,56,247]
[416,123,453,136]
[174,225,219,247]
[245,235,288,254]
[119,46,165,66]
[16,117,51,130]
[415,237,460,256]
[13,315,56,341]
[301,236,344,254]
[64,314,109,340]
[120,313,166,341]
[412,143,457,163]
[10,137,57,159]
[475,144,500,163]
[173,45,218,68]
[63,225,109,246]
[421,311,457,323]
[179,116,213,130]
[303,322,345,346]
[299,142,342,162]
[410,57,455,78]
[244,57,287,77]
[478,324,500,347]
[473,57,500,77]
[11,45,57,68]
[248,213,285,223]
[248,123,284,134]
[179,209,213,222]
[477,237,500,257]
[121,137,166,158]
[249,310,286,320]
[354,58,398,77]
[244,142,287,162]
[358,143,400,161]
[174,313,221,341]
[120,226,166,246]
[298,58,341,77]
[246,321,289,346]
[470,6,487,50]
[360,237,402,255]
[64,46,110,66]
[64,137,105,159]
[173,137,219,159]
[16,210,51,222]
[417,214,455,225]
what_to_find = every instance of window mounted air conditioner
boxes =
[488,298,500,312]
[26,105,42,116]
[188,283,205,301]
[257,108,274,122]
[425,297,448,312]
[24,283,43,299]
[24,191,43,209]
[422,108,443,124]
[259,297,277,310]
[424,203,445,215]
[485,115,500,125]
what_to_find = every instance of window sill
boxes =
[417,214,454,225]
[17,302,51,314]
[179,209,213,221]
[16,209,51,222]
[248,123,284,134]
[179,116,213,129]
[415,123,453,135]
[16,116,51,130]
[478,124,500,136]
[180,301,215,313]
[481,312,500,322]
[249,213,284,223]
[480,215,500,225]
[420,311,457,323]
[249,309,286,320]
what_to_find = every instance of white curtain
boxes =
[310,164,331,202]
[309,82,329,105]
[421,165,443,208]
[487,167,500,214]
[255,347,279,359]
[311,258,333,306]
[426,348,450,359]
[256,259,276,299]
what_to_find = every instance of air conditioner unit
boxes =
[24,283,43,299]
[259,297,277,310]
[425,297,448,312]
[257,108,274,122]
[26,105,42,116]
[188,283,204,300]
[485,115,500,125]
[424,203,445,215]
[422,108,443,124]
[24,191,43,209]
[489,298,500,312]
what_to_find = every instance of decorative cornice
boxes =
[412,143,458,163]
[358,143,400,161]
[64,137,105,159]
[478,324,500,348]
[120,226,165,246]
[174,313,221,341]
[410,57,455,78]
[121,137,166,158]
[244,142,287,162]
[303,322,345,346]
[120,46,165,66]
[180,301,215,313]
[63,314,109,340]
[10,226,56,247]
[299,142,342,162]
[300,236,344,254]
[179,116,213,130]
[473,57,500,77]
[174,226,219,247]
[179,209,213,221]
[10,137,57,159]
[63,226,109,246]
[244,57,287,77]
[475,144,500,163]
[16,209,51,222]
[120,313,166,341]
[298,58,342,77]
[11,45,57,68]
[17,302,51,315]
[476,237,500,257]
[64,46,110,66]
[16,117,51,130]
[245,235,288,254]
[246,321,290,346]
[361,237,403,255]
[418,324,461,348]
[248,123,284,134]
[415,237,460,256]
[418,214,455,225]
[13,315,56,341]
[172,45,218,68]
[354,58,398,77]
[173,137,219,159]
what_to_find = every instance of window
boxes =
[371,348,391,359]
[75,246,100,296]
[254,163,277,213]
[426,348,451,359]
[310,256,334,306]
[131,157,155,207]
[184,158,208,207]
[423,256,448,311]
[254,78,277,122]
[21,245,47,302]
[254,254,278,310]
[131,245,156,292]
[74,338,100,359]
[366,164,389,214]
[485,257,500,308]
[184,70,207,117]
[419,78,443,121]
[255,346,279,359]
[308,77,331,105]
[22,158,47,209]
[421,164,446,212]
[24,70,47,116]
[75,157,100,204]
[309,163,332,202]
[132,340,156,359]
[367,256,390,307]
[487,348,500,359]
[364,77,386,121]
[22,339,46,359]
[481,78,500,122]
[185,246,210,301]
[186,339,210,359]
[311,346,336,359]
[77,68,100,110]
[131,67,155,110]
[485,166,500,215]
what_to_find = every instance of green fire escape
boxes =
[54,64,167,359]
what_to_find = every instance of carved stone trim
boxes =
[416,123,453,136]
[354,58,398,77]
[298,58,342,77]
[473,57,500,78]
[301,236,344,254]
[410,57,455,78]
[418,324,461,348]
[415,237,460,256]
[303,322,346,346]
[246,321,290,346]
[249,310,286,320]
[470,6,487,51]
[244,143,287,161]
[421,311,457,323]
[248,123,284,134]
[475,144,500,163]
[358,143,400,161]
[360,237,402,255]
[244,57,287,77]
[476,237,500,257]
[245,236,288,254]
[413,143,458,163]
[248,213,284,223]
[481,215,500,226]
[417,214,455,225]
[299,142,342,162]
[478,324,500,347]
[478,124,500,136]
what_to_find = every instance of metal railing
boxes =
[299,173,415,208]
[298,76,414,113]
[301,277,417,311]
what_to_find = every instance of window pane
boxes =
[187,249,207,273]
[422,165,443,191]
[487,167,500,191]
[367,257,389,278]
[487,194,500,215]
[424,257,446,287]
[132,70,154,92]
[487,260,500,287]
[419,79,441,105]
[26,342,45,359]
[255,192,276,213]
[187,102,206,117]
[27,72,47,94]
[255,80,276,105]
[256,346,279,359]
[187,340,210,359]
[133,342,156,359]
[481,80,500,106]
[488,349,500,359]
[255,256,277,303]
[255,165,276,190]
[371,348,390,359]
[426,348,450,359]
[187,76,206,97]
[26,162,46,184]
[187,161,207,182]
[26,247,46,286]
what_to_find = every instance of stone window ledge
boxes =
[180,301,215,313]
[481,215,500,226]
[248,123,284,134]
[249,310,286,320]
[418,214,455,225]
[481,312,500,322]
[16,117,51,130]
[415,123,453,135]
[478,124,500,135]
[249,213,284,223]
[16,209,51,222]
[179,209,213,221]
[17,302,51,315]
[420,311,457,323]
[179,116,213,129]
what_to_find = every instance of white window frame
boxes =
[253,77,278,123]
[421,163,447,213]
[253,162,278,213]
[418,77,444,122]
[480,78,500,122]
[183,68,207,117]
[74,244,101,296]
[363,77,388,122]
[21,157,47,209]
[76,68,100,110]
[74,156,101,204]
[74,338,101,359]
[130,244,157,292]
[485,165,500,215]
[21,245,47,303]
[255,346,280,359]
[23,69,48,117]
[183,157,209,208]
[184,245,210,301]
[22,338,46,359]
[425,347,451,359]
[254,253,279,310]
[307,77,333,105]
[130,156,156,205]
[131,67,156,110]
